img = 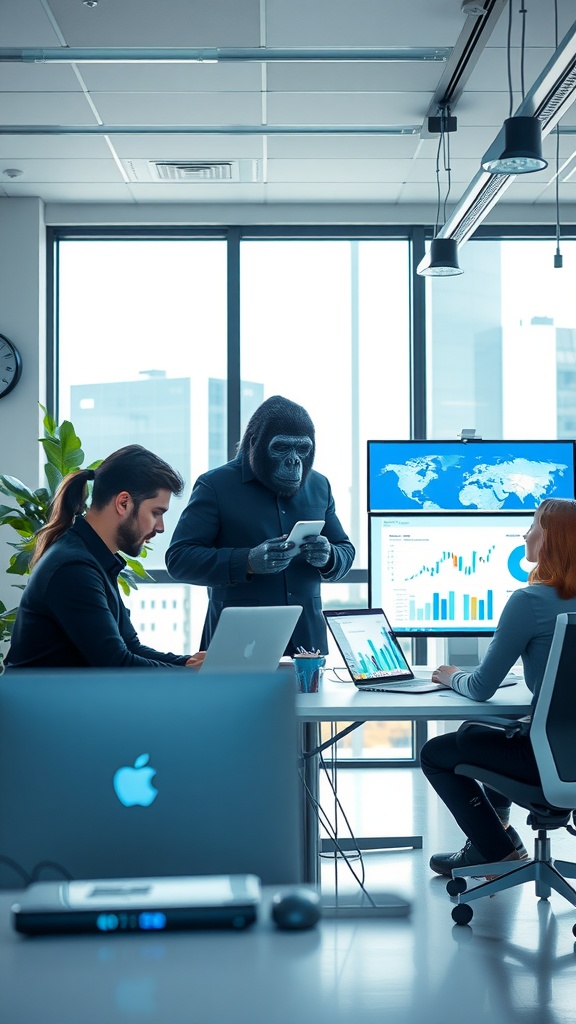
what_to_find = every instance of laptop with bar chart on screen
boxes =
[323,608,443,693]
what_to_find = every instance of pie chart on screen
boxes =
[508,545,531,583]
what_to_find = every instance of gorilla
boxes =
[238,395,315,498]
[165,393,355,655]
[236,396,332,573]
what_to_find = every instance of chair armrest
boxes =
[457,716,525,739]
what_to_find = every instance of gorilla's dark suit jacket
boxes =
[166,453,355,654]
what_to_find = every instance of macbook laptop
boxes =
[324,607,442,692]
[0,670,302,889]
[199,605,303,673]
[324,608,519,694]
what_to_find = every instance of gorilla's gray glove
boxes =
[300,534,332,568]
[247,536,295,575]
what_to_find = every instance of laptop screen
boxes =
[323,608,414,683]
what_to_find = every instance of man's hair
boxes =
[529,497,576,599]
[31,444,184,566]
[89,444,183,509]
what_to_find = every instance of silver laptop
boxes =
[199,605,303,673]
[0,670,302,889]
[323,607,445,693]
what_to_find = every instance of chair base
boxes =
[448,831,576,925]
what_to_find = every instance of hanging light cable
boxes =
[554,124,563,268]
[418,105,463,277]
[553,0,563,269]
[482,1,547,175]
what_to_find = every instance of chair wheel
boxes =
[452,903,474,926]
[447,877,467,897]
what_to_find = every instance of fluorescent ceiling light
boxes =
[0,46,451,64]
[0,124,420,137]
[438,16,576,244]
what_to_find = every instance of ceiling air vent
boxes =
[154,161,233,181]
[122,158,260,182]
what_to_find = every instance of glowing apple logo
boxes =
[113,753,158,807]
[243,640,256,660]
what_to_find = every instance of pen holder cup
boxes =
[293,655,326,693]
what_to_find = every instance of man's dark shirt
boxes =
[5,517,189,669]
[165,453,355,655]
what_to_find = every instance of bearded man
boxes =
[166,395,355,655]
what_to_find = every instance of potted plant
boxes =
[0,406,152,661]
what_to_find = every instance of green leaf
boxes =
[44,462,63,496]
[117,574,131,596]
[0,476,40,504]
[0,602,19,642]
[121,555,153,581]
[0,513,39,537]
[39,437,64,471]
[6,549,32,576]
[0,508,26,526]
[41,404,57,436]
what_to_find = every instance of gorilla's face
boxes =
[252,433,313,496]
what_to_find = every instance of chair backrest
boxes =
[530,612,576,808]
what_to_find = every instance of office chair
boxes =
[446,611,576,928]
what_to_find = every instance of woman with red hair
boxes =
[422,497,576,878]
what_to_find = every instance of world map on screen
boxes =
[373,448,571,511]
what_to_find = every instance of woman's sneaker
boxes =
[429,825,528,876]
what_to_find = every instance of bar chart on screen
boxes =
[370,513,534,635]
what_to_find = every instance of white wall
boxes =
[0,198,46,614]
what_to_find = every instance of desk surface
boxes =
[0,887,416,1024]
[295,671,532,721]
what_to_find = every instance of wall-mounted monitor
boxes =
[369,513,534,636]
[367,439,575,513]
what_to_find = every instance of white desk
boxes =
[0,887,407,1024]
[295,673,532,722]
[296,674,533,884]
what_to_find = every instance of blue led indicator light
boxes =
[138,911,167,931]
[96,913,119,932]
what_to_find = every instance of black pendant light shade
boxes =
[418,237,463,277]
[482,116,548,174]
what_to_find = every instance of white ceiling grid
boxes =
[0,0,574,219]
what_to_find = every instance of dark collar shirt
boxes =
[166,453,355,655]
[5,516,189,669]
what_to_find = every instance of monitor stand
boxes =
[445,636,490,669]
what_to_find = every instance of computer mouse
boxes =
[271,887,322,930]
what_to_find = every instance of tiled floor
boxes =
[317,766,576,1024]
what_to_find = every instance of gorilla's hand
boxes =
[248,536,296,574]
[300,534,332,568]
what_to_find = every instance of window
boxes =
[57,236,228,651]
[426,237,576,440]
[55,229,413,761]
[240,238,411,569]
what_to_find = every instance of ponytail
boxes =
[30,445,183,569]
[30,469,94,567]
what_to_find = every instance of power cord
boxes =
[0,855,73,887]
[300,768,377,908]
[324,665,352,683]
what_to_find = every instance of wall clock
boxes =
[0,334,22,399]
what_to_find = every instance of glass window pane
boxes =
[426,239,576,440]
[240,239,411,579]
[320,720,414,760]
[57,239,226,651]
